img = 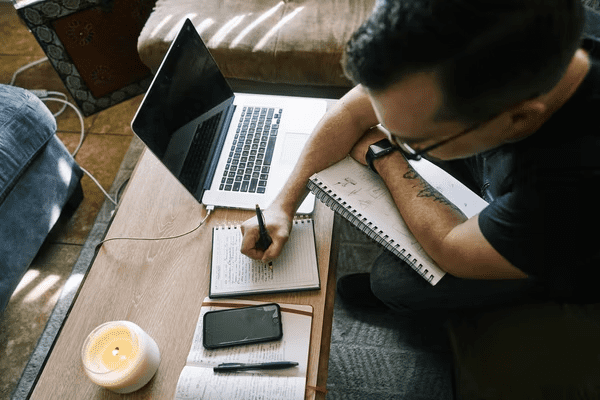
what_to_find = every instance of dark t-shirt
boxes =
[477,31,600,302]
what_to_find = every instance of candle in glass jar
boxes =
[81,321,160,393]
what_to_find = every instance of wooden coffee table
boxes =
[29,148,338,399]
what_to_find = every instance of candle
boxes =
[81,321,160,393]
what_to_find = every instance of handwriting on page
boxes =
[212,227,273,289]
[211,222,319,294]
[175,366,305,399]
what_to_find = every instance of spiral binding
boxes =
[213,218,313,230]
[308,178,434,283]
[214,225,240,230]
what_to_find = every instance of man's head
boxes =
[343,0,585,125]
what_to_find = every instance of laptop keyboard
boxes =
[219,106,282,193]
[179,112,223,193]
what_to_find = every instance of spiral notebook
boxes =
[307,157,488,285]
[209,219,320,297]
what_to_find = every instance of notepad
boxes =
[174,298,313,400]
[209,219,320,297]
[308,157,488,285]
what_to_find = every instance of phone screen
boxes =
[203,304,283,349]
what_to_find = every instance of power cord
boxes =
[9,58,215,250]
[36,93,119,207]
[8,57,48,86]
[95,206,214,253]
[9,57,118,206]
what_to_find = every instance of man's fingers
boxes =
[261,235,288,262]
[240,227,261,256]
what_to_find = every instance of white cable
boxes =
[95,208,213,251]
[80,166,118,207]
[10,59,120,213]
[8,57,48,86]
[41,97,118,208]
[39,97,86,157]
[46,91,68,117]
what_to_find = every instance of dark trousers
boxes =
[370,251,547,317]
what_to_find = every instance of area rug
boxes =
[326,218,454,400]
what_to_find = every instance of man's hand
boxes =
[349,125,388,165]
[240,85,379,264]
[240,206,293,263]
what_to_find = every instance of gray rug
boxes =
[326,217,453,400]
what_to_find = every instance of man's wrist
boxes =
[373,150,407,175]
[365,138,397,174]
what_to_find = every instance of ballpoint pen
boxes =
[255,204,273,267]
[214,361,299,373]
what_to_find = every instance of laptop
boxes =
[131,19,327,214]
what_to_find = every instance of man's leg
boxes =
[369,250,546,316]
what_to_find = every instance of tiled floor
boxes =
[0,4,143,397]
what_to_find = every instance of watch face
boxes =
[372,143,388,152]
[370,139,393,154]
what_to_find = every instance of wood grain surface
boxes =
[31,148,337,400]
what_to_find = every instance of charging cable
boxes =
[9,58,214,249]
[95,206,214,252]
[37,94,118,207]
[9,57,118,206]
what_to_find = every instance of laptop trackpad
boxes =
[280,132,309,166]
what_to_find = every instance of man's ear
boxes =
[503,100,547,141]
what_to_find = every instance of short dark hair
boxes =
[342,0,585,123]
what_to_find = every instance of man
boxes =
[241,0,600,313]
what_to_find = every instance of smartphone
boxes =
[202,303,283,349]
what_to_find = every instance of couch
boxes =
[137,0,376,98]
[0,85,83,316]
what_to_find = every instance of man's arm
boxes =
[365,133,527,279]
[240,85,380,261]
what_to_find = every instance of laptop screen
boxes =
[132,19,233,160]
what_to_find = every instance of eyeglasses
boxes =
[382,121,482,161]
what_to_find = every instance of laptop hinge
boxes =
[202,103,236,192]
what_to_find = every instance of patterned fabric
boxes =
[15,0,155,116]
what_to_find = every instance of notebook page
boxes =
[313,157,438,270]
[408,158,488,218]
[175,366,305,399]
[210,220,319,296]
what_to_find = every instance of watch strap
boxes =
[365,139,396,174]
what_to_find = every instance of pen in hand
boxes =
[255,204,273,267]
[214,361,299,373]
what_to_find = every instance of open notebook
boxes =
[174,298,313,400]
[209,219,320,297]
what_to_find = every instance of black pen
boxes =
[255,204,272,250]
[214,361,299,373]
[255,204,273,267]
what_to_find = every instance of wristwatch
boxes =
[365,139,397,174]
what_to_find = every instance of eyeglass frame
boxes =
[381,121,483,161]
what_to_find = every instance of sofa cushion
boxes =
[138,0,375,87]
[0,85,83,315]
[447,302,600,400]
[0,86,56,204]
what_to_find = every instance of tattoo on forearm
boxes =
[403,167,463,214]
